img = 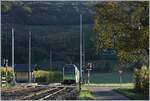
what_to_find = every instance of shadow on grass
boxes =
[113,88,149,100]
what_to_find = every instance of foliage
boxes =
[32,70,63,83]
[1,1,95,65]
[22,6,32,13]
[1,2,12,13]
[1,24,94,65]
[0,67,14,82]
[51,71,63,82]
[32,70,49,83]
[93,1,149,62]
[1,1,93,25]
[134,65,149,97]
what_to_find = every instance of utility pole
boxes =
[6,59,8,87]
[12,28,16,84]
[119,70,123,87]
[87,69,90,84]
[83,26,85,83]
[80,14,83,85]
[29,31,32,83]
[0,21,1,67]
[86,63,93,84]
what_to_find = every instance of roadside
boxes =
[79,85,95,100]
[88,86,129,100]
[113,88,149,100]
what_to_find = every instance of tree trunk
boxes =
[145,48,149,55]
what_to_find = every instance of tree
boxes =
[93,1,149,63]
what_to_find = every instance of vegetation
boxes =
[1,1,95,67]
[1,1,142,73]
[134,65,149,97]
[84,83,134,88]
[93,1,148,63]
[2,1,94,25]
[92,2,149,99]
[32,70,63,83]
[79,85,95,100]
[113,65,149,100]
[0,67,14,83]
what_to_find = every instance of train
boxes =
[62,64,79,84]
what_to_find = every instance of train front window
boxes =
[64,65,75,73]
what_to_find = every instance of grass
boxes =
[84,72,134,83]
[84,83,134,88]
[1,83,15,90]
[79,85,95,100]
[79,83,134,100]
[113,88,149,100]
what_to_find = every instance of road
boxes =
[89,87,129,100]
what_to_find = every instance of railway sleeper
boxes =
[45,87,77,100]
[21,87,58,100]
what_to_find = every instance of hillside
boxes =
[2,1,95,25]
[1,1,120,72]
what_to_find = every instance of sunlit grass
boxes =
[79,85,95,100]
[84,83,134,88]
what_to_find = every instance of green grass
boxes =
[84,72,134,83]
[79,85,95,100]
[1,83,15,90]
[113,88,149,100]
[84,83,134,88]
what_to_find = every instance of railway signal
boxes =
[118,70,123,87]
[5,59,8,87]
[86,63,93,84]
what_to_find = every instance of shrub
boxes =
[32,70,63,83]
[0,67,14,82]
[32,70,49,83]
[52,71,63,82]
[134,65,149,97]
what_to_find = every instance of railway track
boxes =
[38,87,66,100]
[1,85,50,100]
[1,84,78,100]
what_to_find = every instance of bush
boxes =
[134,65,149,97]
[32,70,63,83]
[0,67,14,82]
[32,70,49,83]
[52,72,63,82]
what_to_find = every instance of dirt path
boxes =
[89,87,129,100]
